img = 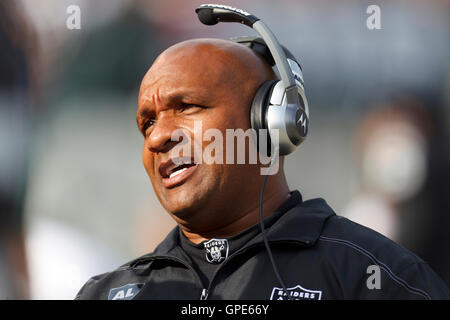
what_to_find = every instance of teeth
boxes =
[169,167,187,178]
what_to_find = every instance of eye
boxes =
[142,119,156,136]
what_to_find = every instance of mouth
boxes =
[159,157,199,188]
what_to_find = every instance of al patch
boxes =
[108,283,143,300]
[204,238,229,264]
[270,284,322,300]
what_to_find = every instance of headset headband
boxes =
[195,4,300,107]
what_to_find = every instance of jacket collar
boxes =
[264,197,336,245]
[139,190,335,260]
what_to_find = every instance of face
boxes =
[136,40,271,227]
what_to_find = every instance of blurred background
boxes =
[0,0,449,299]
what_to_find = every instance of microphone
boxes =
[195,4,259,27]
[196,7,218,25]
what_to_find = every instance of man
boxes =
[75,38,449,300]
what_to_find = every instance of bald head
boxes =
[141,38,276,108]
[153,38,276,82]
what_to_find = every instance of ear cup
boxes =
[250,80,278,155]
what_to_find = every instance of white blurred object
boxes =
[344,117,429,241]
[361,122,427,202]
[26,218,123,300]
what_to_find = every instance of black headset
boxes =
[195,4,309,157]
[195,4,307,300]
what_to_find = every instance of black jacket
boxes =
[75,192,449,300]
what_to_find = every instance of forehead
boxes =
[140,61,222,99]
[138,41,253,108]
[144,44,233,86]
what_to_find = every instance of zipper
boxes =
[200,288,208,300]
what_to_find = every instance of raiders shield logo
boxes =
[270,284,322,300]
[204,238,229,264]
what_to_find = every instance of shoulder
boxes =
[75,227,180,300]
[74,253,154,300]
[316,213,450,299]
[321,214,420,267]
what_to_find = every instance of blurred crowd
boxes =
[0,0,449,299]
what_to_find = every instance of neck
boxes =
[181,174,290,244]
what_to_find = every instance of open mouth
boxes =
[159,158,198,188]
[167,163,196,178]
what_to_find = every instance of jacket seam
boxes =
[319,235,431,300]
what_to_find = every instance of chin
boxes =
[158,181,212,219]
[150,164,222,220]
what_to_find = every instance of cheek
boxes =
[218,106,251,131]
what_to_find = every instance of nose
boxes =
[146,113,184,154]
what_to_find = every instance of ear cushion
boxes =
[250,80,277,131]
[250,80,278,155]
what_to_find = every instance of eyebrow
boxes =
[138,107,154,120]
[137,89,210,120]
